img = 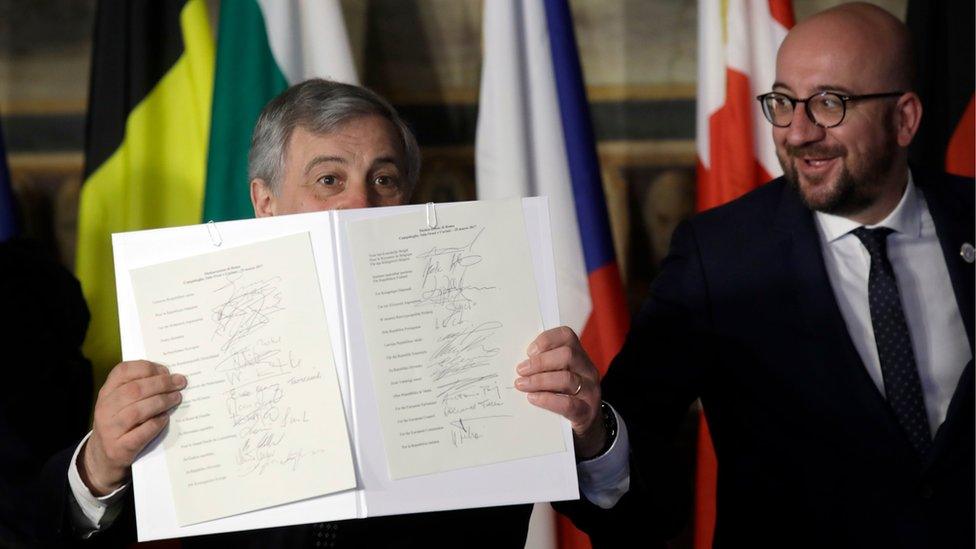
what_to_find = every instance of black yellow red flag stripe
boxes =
[76,0,213,388]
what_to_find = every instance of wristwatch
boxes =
[579,401,617,462]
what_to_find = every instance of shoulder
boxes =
[916,169,974,201]
[914,168,975,224]
[684,177,789,243]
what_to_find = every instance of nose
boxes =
[784,103,826,147]
[333,182,370,210]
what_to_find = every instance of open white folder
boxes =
[113,198,579,541]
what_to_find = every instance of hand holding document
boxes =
[114,198,578,540]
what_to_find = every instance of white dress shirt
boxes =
[579,172,972,509]
[814,174,971,434]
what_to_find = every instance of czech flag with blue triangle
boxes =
[476,1,629,547]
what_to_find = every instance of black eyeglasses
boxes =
[756,91,904,128]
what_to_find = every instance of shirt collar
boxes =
[815,171,921,243]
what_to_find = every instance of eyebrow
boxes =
[304,155,346,175]
[771,82,858,96]
[371,156,400,169]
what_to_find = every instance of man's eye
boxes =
[316,175,338,186]
[374,175,398,187]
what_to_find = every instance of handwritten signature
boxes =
[417,229,495,327]
[211,274,284,351]
[448,414,512,447]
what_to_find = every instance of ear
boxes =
[250,178,275,218]
[894,92,923,148]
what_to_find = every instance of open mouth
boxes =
[796,156,839,175]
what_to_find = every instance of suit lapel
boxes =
[771,182,906,441]
[915,173,975,468]
[916,174,975,353]
[767,174,972,467]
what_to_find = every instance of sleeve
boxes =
[67,432,130,537]
[577,405,630,508]
[557,220,714,545]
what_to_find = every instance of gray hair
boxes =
[248,78,421,195]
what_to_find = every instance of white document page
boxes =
[129,233,356,525]
[337,199,578,518]
[344,199,564,479]
[117,213,361,542]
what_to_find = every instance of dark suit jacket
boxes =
[0,239,94,545]
[564,172,974,548]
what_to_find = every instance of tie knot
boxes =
[852,226,894,258]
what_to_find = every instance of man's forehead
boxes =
[774,5,907,93]
[286,118,403,158]
[774,30,876,92]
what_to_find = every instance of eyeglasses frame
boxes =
[755,90,905,128]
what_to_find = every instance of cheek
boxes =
[279,187,339,214]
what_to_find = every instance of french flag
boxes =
[475,1,628,547]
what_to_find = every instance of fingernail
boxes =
[516,360,529,375]
[515,377,527,389]
[527,343,539,356]
[527,393,541,403]
[173,374,187,388]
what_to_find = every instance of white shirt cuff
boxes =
[576,404,631,509]
[67,431,129,536]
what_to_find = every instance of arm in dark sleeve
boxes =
[557,220,714,546]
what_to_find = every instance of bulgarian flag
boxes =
[76,0,214,386]
[203,0,358,222]
[694,0,793,547]
[476,1,629,547]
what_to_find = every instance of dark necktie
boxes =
[311,522,339,547]
[852,226,932,454]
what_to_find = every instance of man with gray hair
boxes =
[43,79,534,547]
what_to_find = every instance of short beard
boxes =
[780,113,898,216]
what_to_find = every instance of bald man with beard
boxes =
[518,4,974,547]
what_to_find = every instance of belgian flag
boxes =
[907,0,975,177]
[76,0,214,387]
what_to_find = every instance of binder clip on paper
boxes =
[425,202,438,229]
[206,220,223,247]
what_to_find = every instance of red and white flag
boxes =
[694,1,794,547]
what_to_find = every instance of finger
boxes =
[518,345,572,376]
[515,370,581,395]
[102,360,168,396]
[526,326,579,357]
[525,391,593,427]
[112,372,187,410]
[113,391,183,434]
[114,411,171,464]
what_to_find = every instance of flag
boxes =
[906,0,975,178]
[202,0,358,223]
[76,0,215,387]
[476,1,629,547]
[694,0,793,547]
[0,119,18,241]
